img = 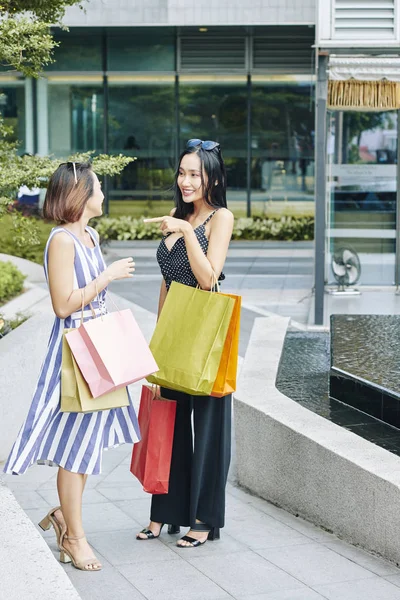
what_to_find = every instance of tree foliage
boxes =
[0,0,84,76]
[0,1,136,249]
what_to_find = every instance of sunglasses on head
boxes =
[187,139,220,151]
[59,161,86,185]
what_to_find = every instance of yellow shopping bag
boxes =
[61,330,129,413]
[146,282,235,396]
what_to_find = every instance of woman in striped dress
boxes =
[4,161,140,571]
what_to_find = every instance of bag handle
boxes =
[80,288,97,326]
[99,278,122,314]
[196,270,220,293]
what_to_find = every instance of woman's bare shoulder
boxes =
[213,207,234,225]
[48,230,74,253]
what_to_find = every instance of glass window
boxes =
[108,77,176,209]
[179,77,247,210]
[46,28,102,72]
[108,28,175,72]
[326,110,397,285]
[0,83,26,151]
[48,81,103,156]
[251,81,315,217]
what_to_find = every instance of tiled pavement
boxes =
[5,241,400,599]
[8,436,400,600]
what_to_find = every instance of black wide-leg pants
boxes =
[150,387,232,529]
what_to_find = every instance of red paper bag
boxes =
[130,385,176,494]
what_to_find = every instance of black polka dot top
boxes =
[157,209,226,290]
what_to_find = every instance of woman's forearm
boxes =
[52,270,111,319]
[183,227,215,289]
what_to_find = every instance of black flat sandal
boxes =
[177,523,220,548]
[136,523,180,540]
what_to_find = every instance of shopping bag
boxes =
[130,385,177,494]
[66,309,158,399]
[146,281,235,395]
[211,293,241,397]
[61,330,129,413]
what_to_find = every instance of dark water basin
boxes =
[275,332,400,457]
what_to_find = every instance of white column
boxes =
[36,77,49,156]
[24,78,34,154]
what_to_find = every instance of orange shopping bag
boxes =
[211,293,241,398]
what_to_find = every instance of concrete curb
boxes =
[234,315,400,566]
[0,283,48,320]
[0,254,45,284]
[0,477,81,600]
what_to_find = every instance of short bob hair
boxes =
[43,161,95,224]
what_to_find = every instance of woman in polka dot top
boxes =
[137,139,234,548]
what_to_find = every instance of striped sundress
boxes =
[4,226,140,476]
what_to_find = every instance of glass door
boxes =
[326,110,397,286]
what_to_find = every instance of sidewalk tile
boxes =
[39,488,109,506]
[257,542,376,586]
[66,553,146,600]
[226,514,312,550]
[313,576,400,599]
[237,590,326,600]
[323,540,400,577]
[10,489,50,510]
[99,464,137,486]
[23,507,58,539]
[186,550,306,596]
[384,575,400,588]
[115,498,152,525]
[118,558,231,600]
[97,483,147,501]
[162,531,246,557]
[81,502,139,534]
[89,529,179,566]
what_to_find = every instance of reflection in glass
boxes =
[108,28,175,72]
[251,82,314,215]
[179,81,247,207]
[0,85,25,151]
[46,29,102,71]
[48,84,104,156]
[108,81,175,204]
[326,111,397,285]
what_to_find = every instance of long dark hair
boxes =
[173,143,227,220]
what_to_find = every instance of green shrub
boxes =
[94,215,314,243]
[0,214,52,264]
[0,261,26,305]
[94,216,163,242]
[0,214,314,269]
[232,216,314,241]
[0,312,29,338]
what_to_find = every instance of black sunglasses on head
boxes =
[187,139,220,151]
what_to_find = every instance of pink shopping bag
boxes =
[66,309,158,398]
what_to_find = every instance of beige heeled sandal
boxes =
[39,507,70,561]
[60,533,102,571]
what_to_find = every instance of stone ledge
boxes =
[0,284,48,320]
[0,254,45,284]
[0,477,81,600]
[234,316,400,565]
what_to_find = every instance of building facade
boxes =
[0,0,316,217]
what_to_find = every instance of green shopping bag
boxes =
[147,281,235,395]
